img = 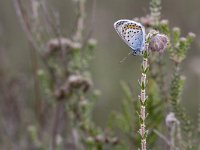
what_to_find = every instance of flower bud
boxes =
[149,34,169,53]
[140,15,154,27]
[165,112,179,127]
[95,134,105,143]
[88,38,97,49]
[85,136,95,144]
[187,32,196,44]
[160,19,169,26]
[180,37,187,42]
[172,27,180,33]
[188,32,196,38]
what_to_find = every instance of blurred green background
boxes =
[0,0,199,128]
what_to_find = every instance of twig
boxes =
[13,0,40,51]
[12,0,54,80]
[51,102,63,150]
[81,0,96,49]
[153,129,170,146]
[73,0,86,42]
[13,0,43,125]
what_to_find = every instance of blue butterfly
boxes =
[114,19,145,56]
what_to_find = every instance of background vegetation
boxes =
[0,0,200,149]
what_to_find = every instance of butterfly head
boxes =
[132,49,144,56]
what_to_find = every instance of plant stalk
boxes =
[138,50,149,150]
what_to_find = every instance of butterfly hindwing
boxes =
[114,19,145,55]
[114,19,129,37]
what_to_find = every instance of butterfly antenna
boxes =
[119,51,132,63]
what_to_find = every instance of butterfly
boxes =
[114,19,146,56]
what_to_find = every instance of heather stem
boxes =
[138,50,149,150]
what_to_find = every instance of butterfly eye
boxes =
[133,50,138,56]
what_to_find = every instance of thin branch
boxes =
[41,1,69,70]
[13,0,57,83]
[153,129,170,146]
[51,102,62,150]
[13,0,39,51]
[13,0,44,125]
[73,0,86,42]
[81,0,96,50]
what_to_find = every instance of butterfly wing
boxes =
[114,20,145,55]
[114,19,129,38]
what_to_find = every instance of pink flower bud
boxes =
[160,19,169,26]
[188,32,196,38]
[172,27,180,33]
[180,37,187,42]
[149,34,169,53]
[165,112,179,127]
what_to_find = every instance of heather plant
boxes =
[110,0,198,150]
[12,0,118,149]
